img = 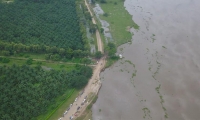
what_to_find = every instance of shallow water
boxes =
[93,4,113,42]
[92,0,200,120]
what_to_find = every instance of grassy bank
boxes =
[105,57,119,68]
[96,0,139,46]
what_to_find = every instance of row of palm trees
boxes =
[0,0,85,51]
[0,64,92,119]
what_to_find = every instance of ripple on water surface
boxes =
[92,0,200,120]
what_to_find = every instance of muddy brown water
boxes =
[92,0,200,120]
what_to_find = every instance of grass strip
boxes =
[37,89,75,120]
[38,89,75,120]
[96,0,139,46]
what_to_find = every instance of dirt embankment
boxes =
[61,1,105,120]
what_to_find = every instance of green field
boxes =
[96,0,139,46]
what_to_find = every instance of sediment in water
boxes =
[92,0,200,120]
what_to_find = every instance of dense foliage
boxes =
[0,64,92,120]
[106,42,117,56]
[0,0,83,50]
[0,41,90,60]
[0,57,10,63]
[95,51,102,59]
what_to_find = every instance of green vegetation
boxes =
[0,57,77,71]
[105,56,119,68]
[142,107,152,119]
[95,51,103,59]
[26,58,33,65]
[152,61,161,80]
[0,0,98,120]
[1,0,14,2]
[125,60,135,68]
[155,84,168,119]
[0,0,95,60]
[155,84,161,94]
[151,34,156,43]
[0,0,84,50]
[148,66,151,71]
[39,89,75,120]
[106,42,117,56]
[0,41,90,60]
[0,57,10,63]
[0,64,92,120]
[96,0,139,46]
[162,46,167,49]
[132,73,136,78]
[104,42,119,67]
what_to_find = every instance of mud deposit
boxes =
[92,0,200,120]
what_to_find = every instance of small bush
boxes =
[26,58,33,65]
[24,55,30,58]
[81,58,91,64]
[50,54,61,61]
[100,28,104,33]
[19,53,24,57]
[36,61,42,65]
[1,57,10,63]
[95,51,102,59]
[103,13,109,17]
[2,50,10,56]
[60,64,65,68]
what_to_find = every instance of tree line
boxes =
[0,41,90,60]
[0,64,92,120]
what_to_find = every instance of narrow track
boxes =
[61,1,106,120]
[85,0,103,53]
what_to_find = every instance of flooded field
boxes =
[92,0,200,120]
[93,4,113,42]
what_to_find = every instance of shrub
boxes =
[26,58,33,65]
[100,28,104,33]
[1,57,10,63]
[2,50,10,56]
[95,51,102,59]
[103,13,109,17]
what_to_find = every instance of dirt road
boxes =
[84,0,96,24]
[61,57,105,120]
[60,1,105,120]
[96,30,103,53]
[85,0,103,53]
